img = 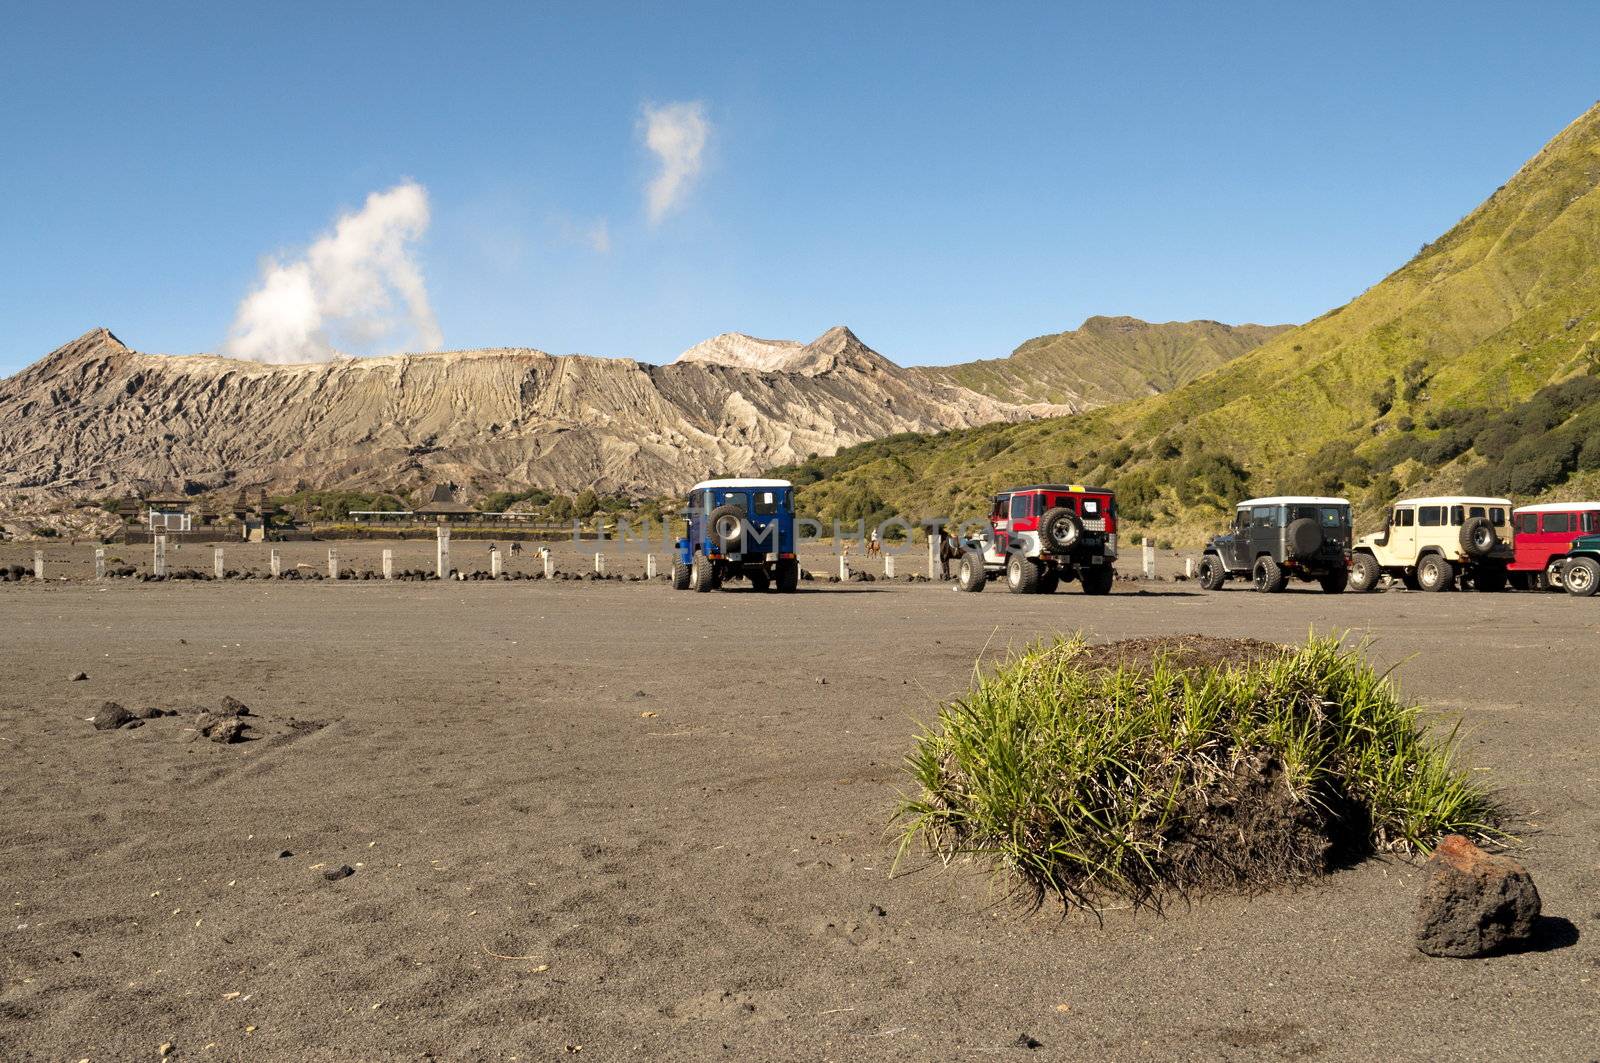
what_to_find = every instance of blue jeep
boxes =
[675,478,801,593]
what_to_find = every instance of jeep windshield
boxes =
[1289,505,1348,528]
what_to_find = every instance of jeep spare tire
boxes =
[956,548,987,592]
[1039,507,1083,551]
[707,504,746,551]
[1285,517,1323,561]
[1460,516,1498,558]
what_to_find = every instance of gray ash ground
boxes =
[1,570,1596,1060]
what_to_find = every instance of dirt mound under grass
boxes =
[895,634,1498,911]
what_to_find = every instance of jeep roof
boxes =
[1513,502,1600,514]
[996,483,1114,496]
[1390,495,1512,508]
[690,477,792,491]
[1234,495,1350,508]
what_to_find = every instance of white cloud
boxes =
[642,101,710,224]
[223,181,443,363]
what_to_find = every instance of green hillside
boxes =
[778,102,1600,543]
[916,316,1289,408]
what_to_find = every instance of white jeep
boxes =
[1347,495,1513,592]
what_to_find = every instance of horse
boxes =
[937,528,965,579]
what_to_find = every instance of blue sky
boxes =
[3,2,1598,373]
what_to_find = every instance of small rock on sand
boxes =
[209,718,247,744]
[218,696,251,717]
[323,864,355,882]
[92,701,134,730]
[1415,835,1541,957]
[69,671,88,682]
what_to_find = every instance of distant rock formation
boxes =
[0,326,1037,500]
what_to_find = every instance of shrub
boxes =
[1175,452,1249,507]
[1370,376,1396,416]
[894,634,1496,911]
[1113,470,1161,522]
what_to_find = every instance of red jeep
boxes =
[1509,503,1600,590]
[955,484,1118,594]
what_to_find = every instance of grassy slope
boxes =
[917,317,1288,408]
[782,103,1600,542]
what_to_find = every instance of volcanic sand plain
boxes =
[2,549,1598,1061]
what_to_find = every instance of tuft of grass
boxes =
[893,634,1499,911]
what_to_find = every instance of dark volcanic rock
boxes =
[1415,835,1541,957]
[218,696,251,717]
[323,864,355,882]
[92,701,134,730]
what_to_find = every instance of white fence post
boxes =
[94,547,105,580]
[838,554,850,580]
[269,549,281,578]
[490,547,502,579]
[382,548,394,580]
[646,554,657,579]
[213,547,225,579]
[153,535,167,577]
[1184,557,1194,579]
[594,552,605,576]
[328,547,339,580]
[884,555,896,578]
[33,550,45,580]
[436,526,451,579]
[541,547,554,578]
[1142,537,1155,579]
[928,534,940,580]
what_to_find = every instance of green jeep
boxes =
[1560,534,1600,597]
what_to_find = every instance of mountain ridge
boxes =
[0,325,1036,500]
[915,315,1291,409]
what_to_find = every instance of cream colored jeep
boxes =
[1348,495,1513,592]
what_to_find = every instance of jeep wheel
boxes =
[689,553,719,593]
[1416,554,1454,592]
[774,558,799,593]
[1318,569,1349,594]
[1037,568,1060,594]
[1006,554,1042,594]
[1544,559,1566,591]
[707,504,747,553]
[1080,565,1114,595]
[956,549,987,592]
[1472,564,1508,592]
[748,569,770,592]
[1348,552,1382,593]
[1564,556,1600,597]
[1460,516,1498,558]
[672,561,691,590]
[1252,556,1287,593]
[1285,517,1323,561]
[1197,554,1228,591]
[1039,507,1083,552]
